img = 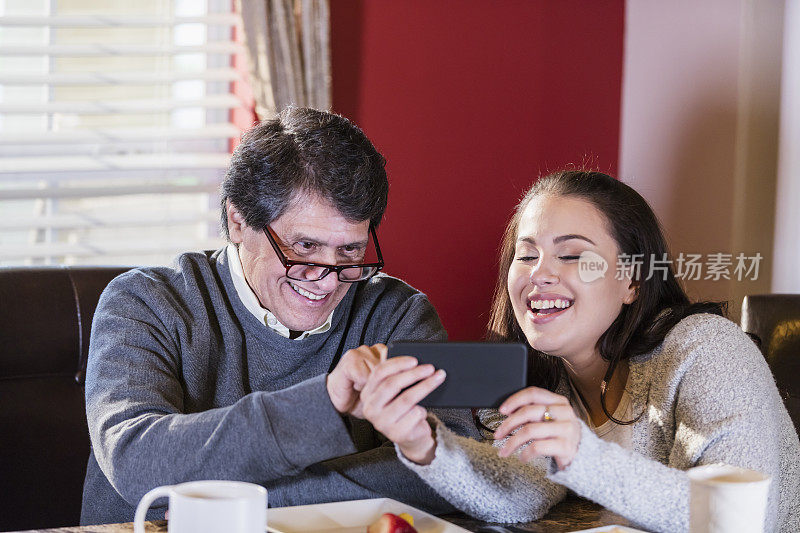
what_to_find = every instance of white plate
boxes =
[568,526,649,533]
[267,497,471,533]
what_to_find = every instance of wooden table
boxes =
[14,495,632,533]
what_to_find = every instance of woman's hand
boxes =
[494,386,582,470]
[361,356,446,465]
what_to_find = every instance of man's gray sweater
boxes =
[81,249,478,525]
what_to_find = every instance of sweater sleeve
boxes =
[85,277,357,507]
[396,416,567,522]
[548,314,786,533]
[263,290,481,515]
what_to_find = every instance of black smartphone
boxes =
[386,342,528,408]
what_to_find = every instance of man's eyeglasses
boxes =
[263,226,384,283]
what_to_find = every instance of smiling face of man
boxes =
[226,194,371,332]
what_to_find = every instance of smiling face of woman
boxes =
[507,194,638,363]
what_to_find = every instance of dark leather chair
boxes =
[741,294,800,434]
[0,266,130,531]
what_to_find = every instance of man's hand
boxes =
[326,344,385,418]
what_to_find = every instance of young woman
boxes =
[360,171,800,532]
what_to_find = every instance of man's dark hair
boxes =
[219,107,388,240]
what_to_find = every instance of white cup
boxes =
[133,480,267,533]
[688,464,770,533]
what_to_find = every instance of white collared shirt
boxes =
[226,244,333,339]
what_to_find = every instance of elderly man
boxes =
[80,108,477,524]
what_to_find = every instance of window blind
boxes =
[0,0,247,266]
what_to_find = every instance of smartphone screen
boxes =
[387,342,528,408]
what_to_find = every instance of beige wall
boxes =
[619,0,785,320]
[773,0,800,293]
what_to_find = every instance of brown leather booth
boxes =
[0,266,130,531]
[741,294,800,434]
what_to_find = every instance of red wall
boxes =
[331,2,625,340]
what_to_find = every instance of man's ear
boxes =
[623,281,639,305]
[226,200,247,244]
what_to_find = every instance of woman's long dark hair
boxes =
[486,170,725,424]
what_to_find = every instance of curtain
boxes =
[237,0,331,120]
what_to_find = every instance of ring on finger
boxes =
[542,406,554,422]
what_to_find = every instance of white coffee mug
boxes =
[688,464,771,533]
[134,480,267,533]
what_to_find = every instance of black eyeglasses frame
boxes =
[263,225,384,283]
